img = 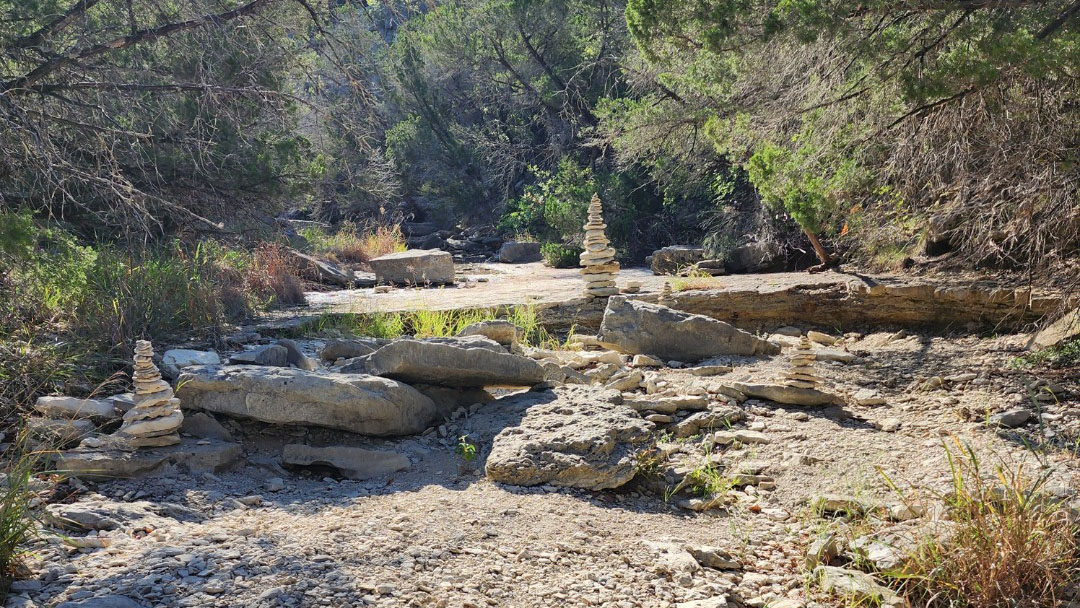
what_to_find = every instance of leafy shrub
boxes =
[540,243,581,268]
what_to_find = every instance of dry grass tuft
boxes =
[882,440,1080,607]
[301,222,407,266]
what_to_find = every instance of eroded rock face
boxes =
[282,444,410,480]
[497,241,541,263]
[365,339,545,388]
[369,249,454,285]
[598,296,779,362]
[319,338,384,362]
[177,365,442,436]
[485,386,653,490]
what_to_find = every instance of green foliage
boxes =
[308,304,559,349]
[624,0,1080,267]
[456,436,478,463]
[499,158,593,243]
[1012,339,1080,371]
[540,243,582,268]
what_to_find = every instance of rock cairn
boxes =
[657,281,675,307]
[779,336,822,389]
[579,194,620,298]
[116,340,184,448]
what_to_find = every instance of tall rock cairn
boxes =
[579,194,620,298]
[779,336,822,389]
[116,340,184,448]
[658,281,675,307]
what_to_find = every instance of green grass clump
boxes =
[0,433,51,596]
[309,304,559,348]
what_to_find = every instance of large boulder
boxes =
[363,339,545,388]
[56,438,242,479]
[497,241,541,263]
[289,249,354,287]
[724,241,783,274]
[598,296,779,361]
[650,246,704,275]
[457,320,524,349]
[486,386,654,490]
[282,444,410,480]
[176,366,443,436]
[369,249,454,285]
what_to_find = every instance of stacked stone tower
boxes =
[116,340,184,447]
[658,281,675,307]
[579,194,620,298]
[779,336,822,389]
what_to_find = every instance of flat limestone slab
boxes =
[177,365,442,436]
[282,444,409,480]
[369,249,454,285]
[55,438,242,479]
[731,382,841,406]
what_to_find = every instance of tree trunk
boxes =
[803,226,831,266]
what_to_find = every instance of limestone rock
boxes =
[598,296,779,362]
[55,595,143,608]
[229,344,289,367]
[686,545,740,569]
[179,412,235,441]
[644,540,700,574]
[989,408,1031,428]
[27,417,96,443]
[364,339,544,388]
[815,566,902,607]
[650,246,704,275]
[370,249,454,285]
[289,249,355,287]
[806,330,838,345]
[34,396,116,420]
[731,382,841,406]
[485,386,653,490]
[161,349,220,378]
[57,438,241,479]
[497,241,541,263]
[1032,306,1080,348]
[724,241,781,274]
[282,444,410,480]
[319,338,383,361]
[456,320,524,348]
[670,408,744,438]
[277,339,318,371]
[177,365,443,436]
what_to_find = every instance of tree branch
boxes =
[2,0,279,94]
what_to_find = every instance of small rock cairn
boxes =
[579,194,620,298]
[657,281,675,307]
[779,336,822,389]
[116,340,184,448]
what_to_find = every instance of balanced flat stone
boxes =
[369,249,454,285]
[485,386,653,490]
[364,339,545,388]
[56,438,242,479]
[598,296,779,362]
[282,444,410,480]
[177,365,443,436]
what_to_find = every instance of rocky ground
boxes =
[11,303,1080,608]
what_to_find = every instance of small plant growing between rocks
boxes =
[878,439,1080,607]
[455,436,478,469]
